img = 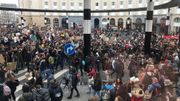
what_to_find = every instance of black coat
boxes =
[71,73,78,87]
[49,83,63,101]
[109,88,116,101]
[0,84,8,101]
[0,70,5,83]
[6,80,19,93]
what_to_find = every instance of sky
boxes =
[0,0,18,5]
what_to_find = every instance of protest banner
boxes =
[5,62,17,70]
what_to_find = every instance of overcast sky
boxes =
[0,0,18,5]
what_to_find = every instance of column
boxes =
[165,8,170,35]
[83,0,91,57]
[144,0,154,55]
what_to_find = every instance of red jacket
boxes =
[89,68,96,77]
[131,96,143,101]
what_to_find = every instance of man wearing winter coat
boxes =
[18,84,33,101]
[49,79,63,101]
[33,85,51,101]
[67,67,80,99]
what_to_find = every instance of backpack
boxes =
[0,84,11,96]
[34,89,51,101]
[48,56,54,64]
[82,60,85,66]
[53,86,63,99]
[34,90,44,101]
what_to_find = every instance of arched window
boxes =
[102,18,107,22]
[62,18,68,29]
[118,18,123,24]
[110,18,115,26]
[53,18,59,27]
[46,18,50,25]
[174,17,180,23]
[126,18,132,29]
[94,18,100,28]
[136,18,142,31]
[118,18,123,29]
[136,18,142,24]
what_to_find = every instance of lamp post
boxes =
[144,0,154,55]
[83,0,91,59]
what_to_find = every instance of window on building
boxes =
[45,1,48,5]
[128,0,132,4]
[71,2,74,6]
[62,2,66,6]
[104,2,107,6]
[79,3,82,6]
[174,17,180,23]
[139,0,142,3]
[120,1,123,5]
[112,2,115,6]
[96,2,99,6]
[156,0,159,2]
[53,2,57,6]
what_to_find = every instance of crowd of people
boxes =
[0,24,179,101]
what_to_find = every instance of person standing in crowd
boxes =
[6,71,20,101]
[48,54,55,74]
[33,85,51,101]
[39,53,48,80]
[33,69,43,87]
[18,84,33,101]
[16,47,24,71]
[0,65,9,101]
[0,64,6,83]
[92,73,102,100]
[67,67,80,99]
[49,79,63,101]
[22,47,31,72]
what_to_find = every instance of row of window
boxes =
[45,1,82,6]
[44,0,161,7]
